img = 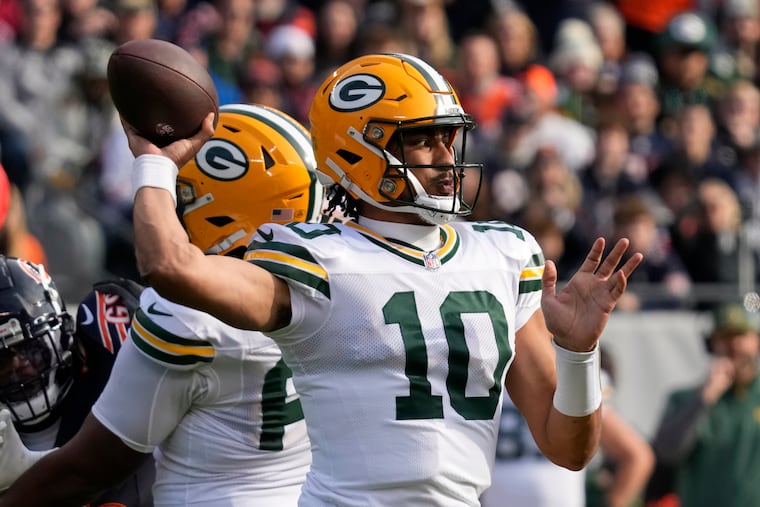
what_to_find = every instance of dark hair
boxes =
[323,184,360,221]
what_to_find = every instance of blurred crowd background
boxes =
[0,0,759,310]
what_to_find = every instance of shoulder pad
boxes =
[76,278,145,355]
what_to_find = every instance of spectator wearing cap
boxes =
[655,11,728,129]
[111,0,158,44]
[549,18,605,127]
[614,53,674,176]
[651,299,760,507]
[265,23,317,126]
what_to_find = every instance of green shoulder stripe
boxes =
[131,309,215,368]
[245,240,330,299]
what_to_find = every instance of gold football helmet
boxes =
[309,53,482,225]
[177,104,324,257]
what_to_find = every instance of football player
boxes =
[0,104,322,506]
[123,53,640,505]
[0,257,153,506]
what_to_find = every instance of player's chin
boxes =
[432,183,455,195]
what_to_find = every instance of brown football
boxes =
[107,38,219,147]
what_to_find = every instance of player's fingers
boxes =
[617,251,644,279]
[201,112,216,133]
[542,259,558,297]
[595,238,630,279]
[608,270,629,300]
[577,237,606,273]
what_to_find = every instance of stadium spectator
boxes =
[652,300,760,507]
[453,30,519,142]
[717,0,760,82]
[654,11,726,132]
[580,119,653,239]
[614,53,673,176]
[713,79,760,171]
[264,23,317,126]
[56,0,115,43]
[608,194,692,311]
[111,0,158,44]
[651,104,738,201]
[0,0,84,193]
[489,4,542,78]
[396,0,456,73]
[670,178,759,302]
[549,17,604,127]
[587,1,629,96]
[313,0,359,81]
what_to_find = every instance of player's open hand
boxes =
[541,238,643,352]
[0,409,55,492]
[121,112,215,169]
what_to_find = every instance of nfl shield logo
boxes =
[423,251,441,271]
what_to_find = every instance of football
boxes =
[107,38,219,147]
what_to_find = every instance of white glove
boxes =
[0,409,56,492]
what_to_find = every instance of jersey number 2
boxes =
[383,290,512,421]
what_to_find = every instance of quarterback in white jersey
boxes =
[124,53,642,507]
[0,104,323,507]
[246,218,543,504]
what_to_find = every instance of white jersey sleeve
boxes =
[91,337,197,453]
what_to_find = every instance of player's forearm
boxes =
[543,408,602,470]
[0,450,101,507]
[541,341,603,470]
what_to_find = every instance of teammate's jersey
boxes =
[92,288,311,506]
[245,219,544,506]
[480,395,586,507]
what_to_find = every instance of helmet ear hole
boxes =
[206,216,235,227]
[337,149,362,165]
[263,148,275,170]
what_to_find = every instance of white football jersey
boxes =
[245,220,544,506]
[92,288,311,506]
[480,395,586,507]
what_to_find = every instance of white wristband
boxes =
[552,340,602,417]
[132,154,179,205]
